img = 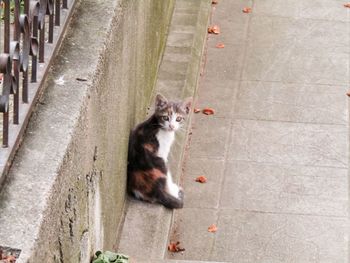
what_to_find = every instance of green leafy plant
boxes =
[92,251,129,263]
[0,0,25,21]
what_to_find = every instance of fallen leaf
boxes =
[242,7,252,13]
[195,176,207,183]
[208,25,220,34]
[208,224,218,233]
[1,255,16,263]
[212,0,218,4]
[344,3,350,7]
[168,241,185,253]
[216,43,225,48]
[202,108,215,115]
[194,108,201,113]
[347,91,350,97]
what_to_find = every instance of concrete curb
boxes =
[117,0,211,260]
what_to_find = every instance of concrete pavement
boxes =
[167,0,349,262]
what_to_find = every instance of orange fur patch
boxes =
[143,143,155,153]
[131,169,165,194]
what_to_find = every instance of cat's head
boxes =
[154,94,192,132]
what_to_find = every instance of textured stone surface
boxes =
[220,161,348,216]
[254,0,350,21]
[242,17,350,85]
[211,210,348,263]
[167,0,349,262]
[0,0,175,262]
[182,158,225,209]
[187,117,231,160]
[234,81,347,124]
[168,208,219,261]
[228,119,348,167]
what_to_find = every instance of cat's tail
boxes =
[155,178,184,209]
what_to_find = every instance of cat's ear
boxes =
[182,97,192,114]
[155,93,168,110]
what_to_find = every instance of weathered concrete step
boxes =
[117,0,212,260]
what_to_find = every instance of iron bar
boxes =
[0,0,75,154]
[55,0,60,26]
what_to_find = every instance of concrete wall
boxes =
[0,0,174,262]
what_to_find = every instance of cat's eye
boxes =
[162,116,169,121]
[176,116,183,122]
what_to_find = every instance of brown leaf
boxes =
[215,43,225,49]
[194,108,201,113]
[168,241,185,253]
[1,255,16,263]
[347,91,350,97]
[212,0,219,4]
[195,176,207,183]
[344,3,350,7]
[202,108,215,115]
[242,7,252,13]
[208,25,220,34]
[208,224,218,233]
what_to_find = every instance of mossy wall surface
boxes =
[0,0,174,262]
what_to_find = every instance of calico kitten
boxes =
[127,94,192,209]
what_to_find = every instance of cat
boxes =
[127,94,192,209]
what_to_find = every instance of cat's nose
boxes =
[169,124,175,130]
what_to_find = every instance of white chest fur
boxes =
[156,129,175,162]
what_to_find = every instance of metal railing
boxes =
[0,0,75,185]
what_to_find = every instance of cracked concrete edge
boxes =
[117,0,211,260]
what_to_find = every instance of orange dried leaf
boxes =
[202,108,215,115]
[168,241,185,253]
[195,176,207,183]
[344,3,350,7]
[194,108,201,113]
[242,7,252,13]
[208,224,218,233]
[212,0,219,4]
[208,25,220,34]
[2,255,16,263]
[216,43,225,48]
[347,91,350,97]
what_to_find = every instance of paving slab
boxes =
[187,117,231,160]
[220,161,348,217]
[182,158,225,209]
[167,208,219,261]
[209,0,252,45]
[228,119,348,168]
[196,79,239,119]
[242,16,350,85]
[254,0,350,22]
[233,81,347,124]
[202,43,245,81]
[211,210,348,263]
